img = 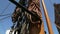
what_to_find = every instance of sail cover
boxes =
[54,4,60,33]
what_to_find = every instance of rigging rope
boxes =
[0,13,12,16]
[0,3,12,21]
[0,15,11,21]
[0,3,11,14]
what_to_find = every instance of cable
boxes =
[0,15,11,21]
[56,24,60,29]
[0,13,12,16]
[0,3,11,14]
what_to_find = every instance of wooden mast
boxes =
[42,0,54,34]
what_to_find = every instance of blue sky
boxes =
[0,0,60,34]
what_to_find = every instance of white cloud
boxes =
[6,30,10,34]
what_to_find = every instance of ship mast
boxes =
[42,0,54,34]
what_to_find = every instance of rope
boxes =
[0,3,11,14]
[0,15,11,21]
[56,24,60,29]
[0,13,12,16]
[0,3,12,21]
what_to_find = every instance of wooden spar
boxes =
[41,0,54,34]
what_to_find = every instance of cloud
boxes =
[6,30,10,34]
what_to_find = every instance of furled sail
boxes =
[10,0,45,34]
[54,4,60,34]
[28,0,45,34]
